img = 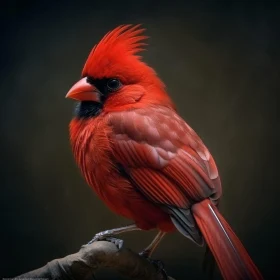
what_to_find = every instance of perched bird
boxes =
[66,24,263,279]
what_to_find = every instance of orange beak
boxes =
[65,77,101,102]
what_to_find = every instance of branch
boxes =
[17,241,175,280]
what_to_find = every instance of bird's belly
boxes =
[91,171,175,232]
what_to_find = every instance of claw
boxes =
[152,260,168,280]
[105,237,124,250]
[86,232,124,250]
[140,256,168,280]
[151,259,165,271]
[87,230,114,244]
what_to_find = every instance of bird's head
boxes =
[66,24,174,118]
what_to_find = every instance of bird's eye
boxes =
[107,78,122,92]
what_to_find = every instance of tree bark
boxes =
[17,241,175,280]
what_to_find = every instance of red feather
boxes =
[82,24,149,82]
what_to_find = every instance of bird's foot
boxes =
[103,237,124,250]
[86,230,124,250]
[150,259,166,271]
[149,259,168,280]
[87,229,115,244]
[139,254,168,280]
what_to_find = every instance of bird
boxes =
[65,24,263,279]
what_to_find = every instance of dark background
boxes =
[0,0,279,279]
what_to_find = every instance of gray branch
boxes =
[17,241,175,280]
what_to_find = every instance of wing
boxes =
[107,106,222,244]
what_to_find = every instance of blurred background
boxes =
[0,0,279,279]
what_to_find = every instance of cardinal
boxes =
[66,24,263,279]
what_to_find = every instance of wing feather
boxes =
[107,107,221,243]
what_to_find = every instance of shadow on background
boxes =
[0,0,279,279]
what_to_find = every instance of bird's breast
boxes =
[68,116,165,225]
[69,117,113,198]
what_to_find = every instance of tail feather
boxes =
[192,199,263,280]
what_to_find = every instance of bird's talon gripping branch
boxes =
[138,252,168,280]
[151,259,165,270]
[104,237,124,250]
[147,259,168,280]
[87,231,113,245]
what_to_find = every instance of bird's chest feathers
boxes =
[69,117,112,193]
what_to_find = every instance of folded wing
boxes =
[108,106,222,245]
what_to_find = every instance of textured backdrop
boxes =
[0,0,279,279]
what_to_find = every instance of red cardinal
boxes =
[66,25,263,279]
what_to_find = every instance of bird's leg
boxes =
[87,224,141,247]
[139,231,168,280]
[139,231,166,258]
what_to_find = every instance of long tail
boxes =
[192,199,263,280]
